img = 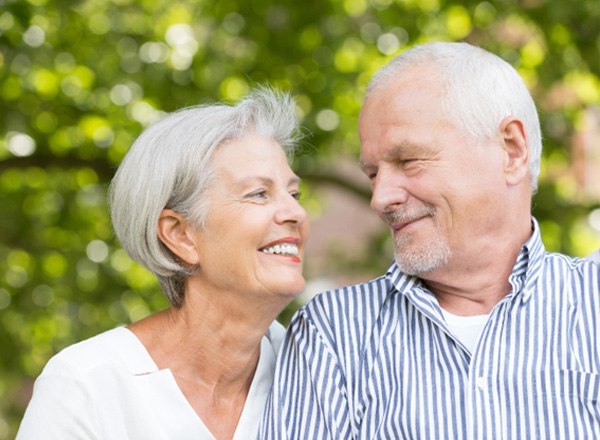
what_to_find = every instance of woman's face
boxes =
[190,133,309,304]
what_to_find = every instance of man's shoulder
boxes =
[296,274,398,337]
[584,249,600,264]
[536,251,600,294]
[288,275,396,356]
[543,250,600,271]
[306,274,392,311]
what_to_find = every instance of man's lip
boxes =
[389,216,426,231]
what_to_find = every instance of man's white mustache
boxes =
[382,203,436,225]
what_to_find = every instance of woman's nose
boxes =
[276,193,308,225]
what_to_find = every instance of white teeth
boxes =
[261,244,299,256]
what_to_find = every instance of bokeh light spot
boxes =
[139,42,169,63]
[316,109,340,131]
[23,25,45,47]
[377,33,400,55]
[589,209,600,232]
[87,240,109,263]
[8,133,36,157]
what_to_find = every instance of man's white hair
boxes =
[366,41,542,192]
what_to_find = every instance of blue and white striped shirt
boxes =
[261,220,600,439]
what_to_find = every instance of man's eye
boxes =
[361,168,376,180]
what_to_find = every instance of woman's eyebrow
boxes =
[237,175,301,186]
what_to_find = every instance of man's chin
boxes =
[395,259,441,276]
[394,244,451,275]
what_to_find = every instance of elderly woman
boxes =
[17,88,309,439]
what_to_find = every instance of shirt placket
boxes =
[466,297,510,440]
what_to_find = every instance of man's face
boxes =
[359,67,509,277]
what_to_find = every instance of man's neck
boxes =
[421,219,532,316]
[429,280,511,315]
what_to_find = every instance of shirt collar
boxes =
[514,217,545,301]
[385,217,546,303]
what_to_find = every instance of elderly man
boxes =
[261,42,600,439]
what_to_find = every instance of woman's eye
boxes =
[247,190,268,199]
[291,191,302,201]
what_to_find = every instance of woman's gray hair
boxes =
[366,41,542,192]
[108,87,299,307]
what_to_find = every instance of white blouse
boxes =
[17,322,286,439]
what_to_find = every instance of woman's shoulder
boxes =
[42,327,149,378]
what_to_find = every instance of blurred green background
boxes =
[1,0,600,436]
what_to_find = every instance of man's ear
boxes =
[499,116,530,186]
[157,209,200,265]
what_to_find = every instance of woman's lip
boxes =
[258,251,302,264]
[258,238,302,262]
[259,237,300,249]
[267,254,301,263]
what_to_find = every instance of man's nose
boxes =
[370,167,410,213]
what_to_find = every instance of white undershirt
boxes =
[441,309,490,354]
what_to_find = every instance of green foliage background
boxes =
[1,0,599,436]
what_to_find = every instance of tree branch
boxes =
[299,169,371,200]
[0,155,117,180]
[1,155,373,200]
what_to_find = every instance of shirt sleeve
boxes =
[16,357,101,440]
[259,307,353,439]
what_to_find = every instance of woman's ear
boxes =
[499,116,530,186]
[157,209,200,265]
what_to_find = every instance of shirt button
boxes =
[476,377,486,390]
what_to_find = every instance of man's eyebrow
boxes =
[359,159,371,171]
[290,175,301,185]
[383,143,421,159]
[386,141,439,160]
[360,141,436,171]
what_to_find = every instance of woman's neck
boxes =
[127,285,282,439]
